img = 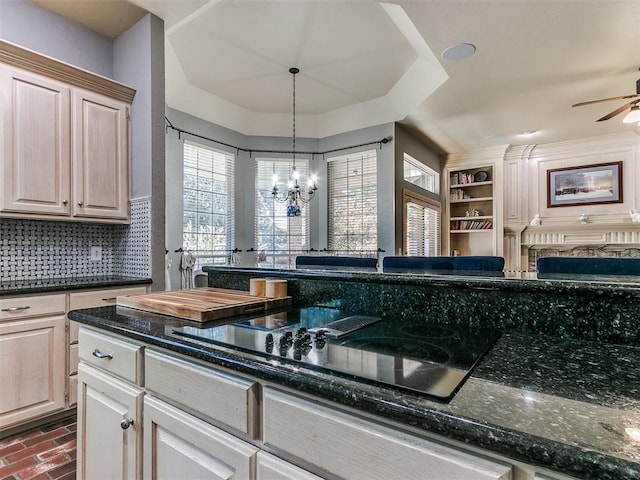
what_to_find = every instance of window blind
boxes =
[255,158,310,267]
[327,150,377,253]
[183,141,235,267]
[406,199,440,256]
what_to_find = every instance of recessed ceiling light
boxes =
[441,43,476,61]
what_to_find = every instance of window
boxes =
[327,150,377,253]
[404,192,440,256]
[404,153,439,194]
[182,142,235,267]
[255,158,310,267]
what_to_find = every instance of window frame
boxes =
[403,153,440,195]
[254,157,311,268]
[402,189,441,257]
[327,149,378,255]
[182,141,235,267]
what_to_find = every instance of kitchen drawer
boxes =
[78,327,143,385]
[68,286,148,310]
[263,387,512,480]
[0,294,65,321]
[145,349,259,439]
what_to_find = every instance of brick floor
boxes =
[0,417,76,480]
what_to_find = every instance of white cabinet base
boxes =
[77,363,143,480]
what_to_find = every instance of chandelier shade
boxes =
[272,67,318,216]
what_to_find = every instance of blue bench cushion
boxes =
[536,257,640,275]
[295,256,378,270]
[382,256,504,272]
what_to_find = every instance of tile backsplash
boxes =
[0,197,151,281]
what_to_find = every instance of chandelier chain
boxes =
[292,68,296,166]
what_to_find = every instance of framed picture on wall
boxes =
[547,161,622,207]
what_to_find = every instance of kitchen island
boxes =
[67,267,640,480]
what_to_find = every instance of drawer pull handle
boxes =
[101,297,117,302]
[120,418,134,430]
[1,306,30,313]
[92,349,113,360]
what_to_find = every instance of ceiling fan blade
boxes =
[596,101,635,122]
[572,94,639,107]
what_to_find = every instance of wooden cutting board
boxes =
[116,287,291,322]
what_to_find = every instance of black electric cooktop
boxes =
[169,306,500,402]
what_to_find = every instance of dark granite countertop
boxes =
[68,304,640,480]
[202,265,640,299]
[0,275,152,296]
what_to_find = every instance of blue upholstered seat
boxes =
[295,256,378,271]
[536,257,640,276]
[382,256,504,273]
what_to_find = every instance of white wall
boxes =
[504,132,640,227]
[0,0,112,77]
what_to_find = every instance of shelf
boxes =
[450,181,493,188]
[451,215,493,221]
[451,229,494,233]
[450,197,493,203]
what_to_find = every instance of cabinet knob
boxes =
[78,201,84,206]
[92,349,113,360]
[120,418,134,430]
[62,199,68,205]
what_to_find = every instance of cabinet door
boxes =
[0,315,66,429]
[77,363,143,480]
[144,395,259,480]
[72,88,129,221]
[0,65,71,215]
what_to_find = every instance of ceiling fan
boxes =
[572,78,640,123]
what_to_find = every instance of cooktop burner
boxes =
[169,306,500,402]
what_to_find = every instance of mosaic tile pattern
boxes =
[120,197,151,278]
[0,198,151,281]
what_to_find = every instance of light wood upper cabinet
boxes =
[0,65,71,215]
[0,39,135,223]
[72,89,129,220]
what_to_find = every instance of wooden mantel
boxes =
[522,222,640,247]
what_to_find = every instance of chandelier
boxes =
[272,67,318,217]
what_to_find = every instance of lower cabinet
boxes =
[77,363,143,480]
[143,395,258,479]
[0,285,148,435]
[77,329,577,480]
[0,295,66,429]
[263,387,512,480]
